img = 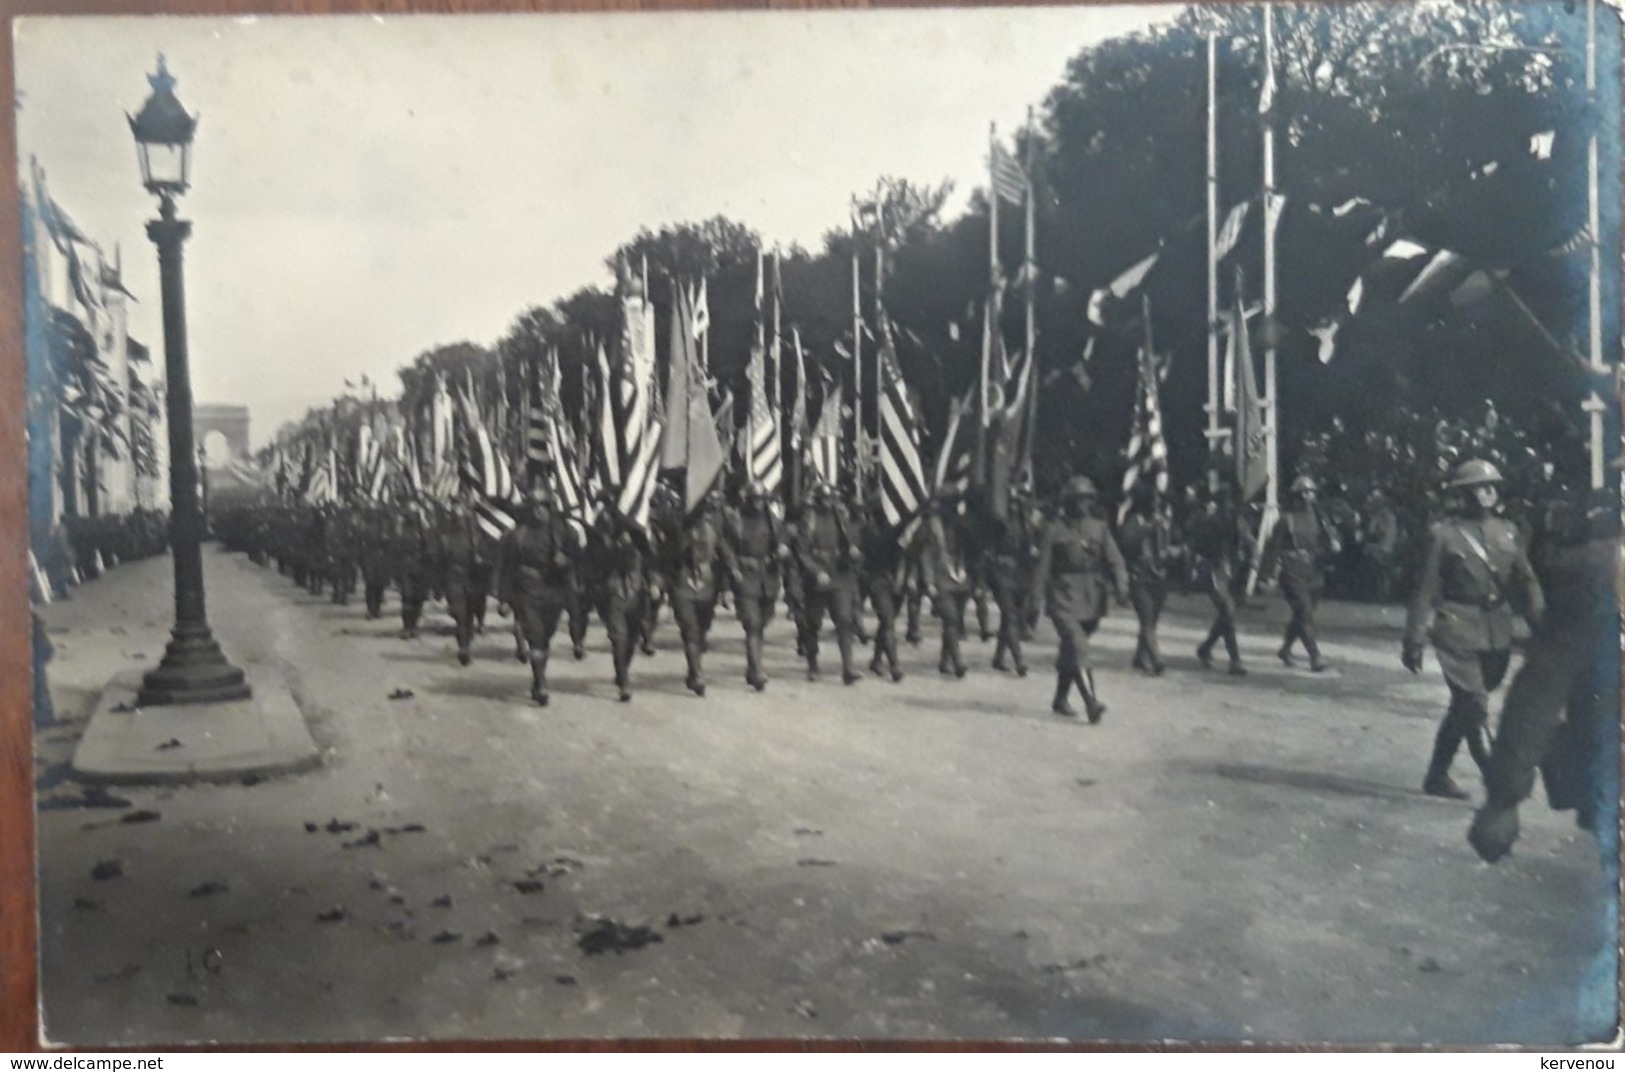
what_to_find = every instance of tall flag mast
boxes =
[1204,31,1226,483]
[1585,0,1606,489]
[1260,4,1281,532]
[850,212,864,495]
[1021,106,1038,487]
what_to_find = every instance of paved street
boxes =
[33,548,1615,1046]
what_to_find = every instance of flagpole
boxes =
[851,217,862,497]
[1021,106,1038,487]
[978,121,996,488]
[1205,32,1224,491]
[772,247,784,498]
[1261,6,1280,534]
[1585,0,1605,489]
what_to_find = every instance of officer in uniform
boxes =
[1117,484,1173,676]
[589,494,651,702]
[497,485,581,706]
[793,481,863,684]
[858,491,907,683]
[1032,476,1128,721]
[671,491,726,696]
[720,481,786,691]
[1404,459,1544,799]
[923,486,974,678]
[989,485,1041,677]
[439,496,492,666]
[1191,484,1250,675]
[1469,484,1618,860]
[1261,475,1339,672]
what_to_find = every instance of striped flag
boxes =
[808,380,842,490]
[1118,344,1169,522]
[990,141,1027,205]
[746,343,783,495]
[875,312,928,527]
[602,276,664,529]
[932,391,976,498]
[455,384,518,539]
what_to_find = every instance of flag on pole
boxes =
[988,347,1032,519]
[1118,344,1169,522]
[875,312,928,527]
[1214,201,1250,260]
[932,390,976,497]
[661,279,692,469]
[990,142,1027,205]
[808,380,842,490]
[746,342,783,495]
[1231,295,1268,502]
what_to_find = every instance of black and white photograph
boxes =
[14,2,1623,1048]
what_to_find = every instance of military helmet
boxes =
[1290,475,1317,495]
[1448,459,1503,488]
[1064,475,1098,500]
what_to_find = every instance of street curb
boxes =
[70,667,321,786]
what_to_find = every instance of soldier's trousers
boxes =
[935,588,970,673]
[1428,646,1510,782]
[802,582,857,674]
[1280,582,1324,662]
[1129,578,1167,670]
[446,577,489,659]
[399,574,430,636]
[991,575,1031,671]
[672,590,717,684]
[1197,563,1241,665]
[972,580,992,641]
[515,594,567,696]
[362,567,389,619]
[566,586,589,654]
[734,592,775,684]
[600,588,650,691]
[1052,615,1103,708]
[866,582,901,674]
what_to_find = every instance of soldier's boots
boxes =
[1076,670,1106,724]
[1468,805,1518,862]
[745,633,768,691]
[1051,673,1077,718]
[684,643,707,697]
[1423,728,1472,800]
[529,653,549,707]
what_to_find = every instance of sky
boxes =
[15,7,1173,446]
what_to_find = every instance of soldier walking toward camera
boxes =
[793,482,863,684]
[1262,475,1338,672]
[923,487,974,678]
[359,506,394,620]
[497,486,581,706]
[394,504,435,639]
[1032,476,1128,722]
[1191,485,1250,676]
[1404,459,1544,800]
[989,486,1040,677]
[589,496,651,702]
[671,492,726,697]
[721,482,786,691]
[1118,485,1172,676]
[857,492,908,683]
[439,498,492,666]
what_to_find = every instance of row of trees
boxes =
[273,1,1617,501]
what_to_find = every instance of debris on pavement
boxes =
[511,880,545,895]
[576,916,664,956]
[189,881,229,898]
[72,897,99,911]
[383,823,426,835]
[475,931,501,947]
[315,907,347,923]
[323,818,357,834]
[879,929,935,945]
[665,913,705,928]
[165,993,198,1007]
[431,894,453,908]
[796,858,837,867]
[554,975,577,986]
[155,738,183,751]
[792,827,823,837]
[90,860,123,881]
[342,829,382,850]
[121,809,161,824]
[387,688,415,701]
[304,822,319,833]
[430,931,462,944]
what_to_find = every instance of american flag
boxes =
[808,380,842,490]
[990,141,1027,206]
[932,390,976,497]
[527,349,588,523]
[1118,344,1169,523]
[875,311,928,528]
[745,342,782,496]
[455,383,518,539]
[602,278,664,530]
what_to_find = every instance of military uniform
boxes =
[1032,478,1128,721]
[1117,502,1172,675]
[1262,479,1339,671]
[988,496,1041,677]
[589,506,651,701]
[1469,492,1617,860]
[497,496,581,705]
[439,507,493,665]
[721,494,785,690]
[358,507,395,619]
[393,508,435,638]
[793,492,862,683]
[1190,496,1250,674]
[1405,461,1543,798]
[671,502,725,696]
[923,496,974,678]
[858,503,908,682]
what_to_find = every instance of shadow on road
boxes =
[1201,761,1421,804]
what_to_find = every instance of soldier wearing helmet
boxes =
[923,483,975,678]
[497,479,581,706]
[791,476,863,683]
[1405,458,1544,799]
[720,479,788,691]
[1031,475,1129,721]
[1260,473,1339,672]
[1191,478,1252,675]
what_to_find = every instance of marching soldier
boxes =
[589,493,652,702]
[923,486,974,678]
[670,490,726,696]
[1117,485,1173,676]
[858,492,908,683]
[1261,475,1339,672]
[1032,476,1128,722]
[394,502,435,639]
[720,481,787,691]
[989,485,1041,677]
[497,485,581,706]
[358,505,394,620]
[439,496,492,666]
[1469,484,1617,860]
[1404,459,1544,800]
[328,506,358,606]
[793,481,863,684]
[1191,484,1250,675]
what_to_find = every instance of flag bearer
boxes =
[720,482,787,691]
[1191,484,1250,676]
[923,486,975,678]
[671,491,726,696]
[989,485,1041,677]
[859,491,907,683]
[1261,475,1338,672]
[793,481,863,684]
[1032,476,1128,722]
[1117,484,1173,676]
[394,502,435,639]
[589,493,652,702]
[359,505,394,620]
[498,485,581,706]
[439,496,492,666]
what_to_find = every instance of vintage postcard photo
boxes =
[13,2,1622,1047]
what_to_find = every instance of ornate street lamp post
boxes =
[130,56,251,706]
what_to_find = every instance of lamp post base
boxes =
[137,623,252,706]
